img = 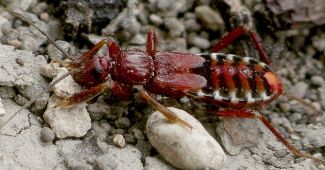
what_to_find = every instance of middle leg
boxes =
[139,90,192,129]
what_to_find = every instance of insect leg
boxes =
[139,90,192,129]
[54,80,113,108]
[210,26,271,65]
[213,109,325,164]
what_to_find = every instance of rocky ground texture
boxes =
[0,0,324,169]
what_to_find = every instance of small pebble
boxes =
[189,47,201,54]
[131,128,145,141]
[40,127,55,142]
[164,17,185,37]
[6,39,22,49]
[47,40,74,60]
[149,14,163,25]
[130,34,146,45]
[184,18,201,32]
[195,5,224,31]
[113,134,126,148]
[278,103,290,112]
[124,133,137,144]
[290,81,308,98]
[121,17,141,36]
[99,120,112,133]
[32,2,48,14]
[115,117,131,129]
[188,33,211,49]
[110,128,125,135]
[40,12,49,22]
[310,76,324,86]
[39,62,60,79]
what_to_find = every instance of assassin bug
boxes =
[1,8,324,164]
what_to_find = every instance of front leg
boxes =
[55,80,113,108]
[213,109,325,164]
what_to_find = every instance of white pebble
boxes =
[52,68,83,98]
[43,95,91,138]
[113,134,126,148]
[147,107,226,170]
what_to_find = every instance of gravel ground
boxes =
[0,0,324,169]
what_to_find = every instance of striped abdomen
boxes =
[195,53,283,108]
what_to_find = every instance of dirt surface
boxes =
[0,0,324,169]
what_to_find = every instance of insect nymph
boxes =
[1,8,324,165]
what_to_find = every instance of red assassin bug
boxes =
[1,9,324,164]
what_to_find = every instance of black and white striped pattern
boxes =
[196,53,274,104]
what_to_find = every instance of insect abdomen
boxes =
[196,53,282,107]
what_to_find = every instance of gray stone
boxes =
[164,17,185,37]
[55,138,92,169]
[149,14,163,25]
[124,133,137,144]
[87,96,110,121]
[144,156,177,170]
[310,76,324,87]
[223,149,267,170]
[30,92,49,113]
[0,14,9,37]
[147,107,226,170]
[0,99,30,135]
[47,40,74,60]
[132,128,145,141]
[43,95,91,138]
[188,33,211,49]
[32,2,48,14]
[217,118,260,155]
[17,19,48,51]
[290,81,308,98]
[301,125,325,148]
[195,5,224,31]
[150,0,194,17]
[115,117,131,129]
[40,127,55,142]
[183,18,201,32]
[0,86,15,99]
[0,45,47,95]
[95,145,143,170]
[0,98,64,169]
[312,33,325,52]
[130,34,146,45]
[135,140,152,159]
[121,17,141,36]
